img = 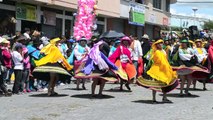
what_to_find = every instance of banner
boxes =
[129,2,145,26]
[16,3,37,22]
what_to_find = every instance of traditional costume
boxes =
[109,36,136,81]
[172,39,209,80]
[32,38,72,82]
[194,39,208,66]
[137,40,178,93]
[75,41,127,82]
[172,39,209,95]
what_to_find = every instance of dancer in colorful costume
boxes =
[68,38,90,90]
[75,41,127,96]
[33,37,73,96]
[207,39,213,83]
[172,39,209,96]
[109,36,137,91]
[137,39,178,103]
[193,39,208,90]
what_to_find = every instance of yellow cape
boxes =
[35,38,73,71]
[147,46,177,85]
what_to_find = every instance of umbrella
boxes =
[100,30,125,39]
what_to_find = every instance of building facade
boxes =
[0,0,176,39]
[117,0,177,39]
[0,0,120,38]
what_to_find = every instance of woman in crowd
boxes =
[109,36,136,91]
[72,38,90,90]
[193,39,208,90]
[33,37,73,96]
[75,41,127,97]
[137,39,178,103]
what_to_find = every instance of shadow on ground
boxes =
[29,93,69,97]
[71,94,114,99]
[159,93,200,98]
[176,88,205,91]
[132,100,172,104]
[104,88,132,93]
[62,88,87,91]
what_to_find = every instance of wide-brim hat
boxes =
[121,36,131,45]
[79,37,87,41]
[194,39,202,43]
[1,38,10,44]
[153,39,164,45]
[180,39,189,43]
[142,34,149,40]
[152,39,164,50]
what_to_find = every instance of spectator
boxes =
[12,43,24,94]
[0,38,12,84]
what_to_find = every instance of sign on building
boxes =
[129,2,145,26]
[16,3,37,22]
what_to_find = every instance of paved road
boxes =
[1,82,213,120]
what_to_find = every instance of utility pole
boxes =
[192,7,198,25]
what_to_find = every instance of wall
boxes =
[52,0,120,17]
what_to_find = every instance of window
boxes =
[135,0,144,4]
[166,0,170,12]
[153,0,162,9]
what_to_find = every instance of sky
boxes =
[170,0,213,29]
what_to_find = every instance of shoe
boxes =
[23,89,27,93]
[162,98,172,103]
[125,83,131,91]
[203,88,207,91]
[26,89,31,93]
[185,92,192,96]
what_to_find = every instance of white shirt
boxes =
[131,40,143,61]
[194,48,208,63]
[23,33,31,39]
[179,48,194,61]
[12,51,24,70]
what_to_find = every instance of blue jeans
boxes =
[133,60,138,77]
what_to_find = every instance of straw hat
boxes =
[142,34,149,40]
[1,38,10,44]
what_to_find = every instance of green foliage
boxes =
[203,20,213,30]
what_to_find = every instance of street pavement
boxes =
[1,82,213,120]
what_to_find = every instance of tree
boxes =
[203,20,213,30]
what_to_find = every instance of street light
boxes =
[192,7,198,25]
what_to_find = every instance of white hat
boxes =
[142,34,149,39]
[1,38,9,44]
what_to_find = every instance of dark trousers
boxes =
[13,70,23,93]
[0,75,7,93]
[22,69,30,90]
